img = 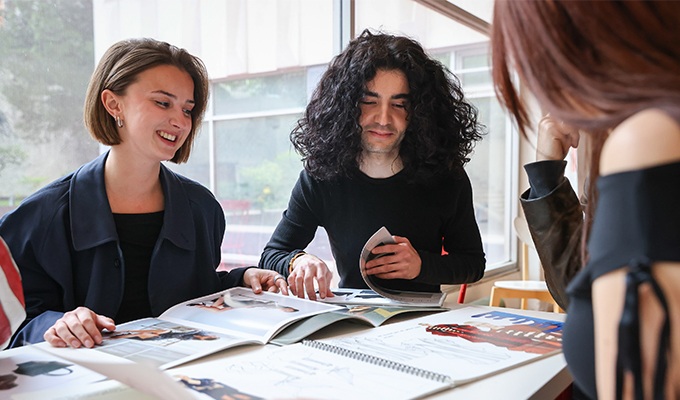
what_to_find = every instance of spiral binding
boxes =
[302,340,452,383]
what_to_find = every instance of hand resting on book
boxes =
[43,268,289,349]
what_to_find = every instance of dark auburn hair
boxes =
[291,29,484,181]
[492,0,680,254]
[84,37,209,164]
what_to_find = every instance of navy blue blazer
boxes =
[0,152,247,347]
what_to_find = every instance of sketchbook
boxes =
[318,306,564,384]
[270,304,446,345]
[331,226,447,307]
[168,306,564,400]
[43,287,341,371]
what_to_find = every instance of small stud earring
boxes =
[116,115,124,128]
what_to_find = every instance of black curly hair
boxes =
[291,29,484,181]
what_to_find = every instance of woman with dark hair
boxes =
[492,1,680,398]
[260,29,486,301]
[0,38,288,349]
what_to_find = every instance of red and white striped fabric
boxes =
[0,236,25,349]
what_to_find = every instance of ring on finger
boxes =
[274,275,286,284]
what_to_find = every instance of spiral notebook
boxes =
[168,306,564,400]
[168,340,452,400]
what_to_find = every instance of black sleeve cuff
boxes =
[523,160,568,199]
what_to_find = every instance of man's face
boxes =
[359,69,410,158]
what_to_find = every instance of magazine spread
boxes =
[168,306,564,400]
[271,304,446,345]
[44,287,342,370]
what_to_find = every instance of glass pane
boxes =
[459,53,491,87]
[465,96,509,264]
[165,126,211,187]
[447,0,494,23]
[213,72,308,115]
[213,111,314,269]
[354,0,488,48]
[214,115,301,204]
[0,0,98,218]
[4,0,512,274]
[462,53,489,69]
[355,0,512,268]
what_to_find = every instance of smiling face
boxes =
[358,69,410,159]
[107,64,195,163]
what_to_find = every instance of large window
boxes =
[0,0,515,276]
[0,0,98,217]
[354,0,514,269]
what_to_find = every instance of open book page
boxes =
[44,288,342,370]
[321,288,447,307]
[358,227,447,307]
[159,287,341,340]
[12,380,155,400]
[167,342,452,400]
[35,343,194,400]
[12,380,156,400]
[0,344,107,399]
[319,306,564,386]
[271,305,446,345]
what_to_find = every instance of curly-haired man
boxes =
[259,30,486,300]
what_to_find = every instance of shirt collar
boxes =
[70,151,195,251]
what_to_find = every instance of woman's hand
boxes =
[243,268,289,296]
[536,115,580,161]
[44,307,116,348]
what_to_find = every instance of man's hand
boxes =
[288,254,334,301]
[243,268,289,296]
[44,307,116,348]
[536,115,580,161]
[364,236,421,280]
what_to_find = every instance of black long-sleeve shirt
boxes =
[259,168,486,292]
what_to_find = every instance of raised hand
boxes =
[536,114,580,161]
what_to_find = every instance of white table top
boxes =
[186,304,571,400]
[1,305,571,400]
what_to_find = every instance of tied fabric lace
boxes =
[616,258,671,400]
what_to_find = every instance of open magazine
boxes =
[43,287,341,371]
[0,345,109,400]
[271,304,446,345]
[322,226,447,307]
[168,306,564,400]
[27,306,564,400]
